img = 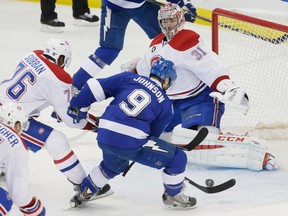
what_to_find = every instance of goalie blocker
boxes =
[164,126,277,171]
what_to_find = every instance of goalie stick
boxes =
[122,127,209,177]
[184,177,236,194]
[145,0,288,45]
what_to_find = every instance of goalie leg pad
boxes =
[172,127,269,171]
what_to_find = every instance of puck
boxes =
[205,178,214,187]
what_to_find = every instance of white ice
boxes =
[1,0,288,215]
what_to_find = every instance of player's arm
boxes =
[67,78,102,123]
[167,0,197,22]
[186,42,249,114]
[5,146,46,215]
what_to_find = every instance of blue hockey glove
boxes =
[184,11,196,23]
[184,0,197,16]
[67,106,89,124]
[169,0,197,23]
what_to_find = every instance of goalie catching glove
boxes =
[210,79,249,114]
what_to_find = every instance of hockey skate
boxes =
[263,153,278,170]
[73,13,99,26]
[162,192,197,209]
[70,184,114,208]
[40,19,65,33]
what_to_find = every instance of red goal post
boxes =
[211,8,288,139]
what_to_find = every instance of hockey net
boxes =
[211,8,288,139]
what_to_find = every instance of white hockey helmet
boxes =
[0,103,29,132]
[158,3,185,41]
[44,38,72,68]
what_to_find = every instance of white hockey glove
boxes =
[210,86,249,114]
[121,57,141,73]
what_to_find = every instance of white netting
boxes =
[213,9,288,139]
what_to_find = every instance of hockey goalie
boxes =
[166,126,277,171]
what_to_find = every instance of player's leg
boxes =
[21,118,86,186]
[100,140,196,208]
[40,0,65,32]
[180,87,224,133]
[132,2,162,39]
[134,138,197,209]
[72,0,99,26]
[72,4,130,90]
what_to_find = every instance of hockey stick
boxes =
[184,177,236,194]
[145,0,288,45]
[179,127,208,151]
[122,127,208,177]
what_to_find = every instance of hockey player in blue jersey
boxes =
[67,58,197,209]
[72,0,197,91]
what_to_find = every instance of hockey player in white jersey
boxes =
[131,3,276,171]
[72,0,197,91]
[67,58,197,209]
[0,38,104,195]
[0,103,46,216]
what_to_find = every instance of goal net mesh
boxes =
[212,8,288,138]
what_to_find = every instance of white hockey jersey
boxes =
[136,30,230,100]
[0,50,87,129]
[0,122,32,207]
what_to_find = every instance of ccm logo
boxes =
[217,135,245,142]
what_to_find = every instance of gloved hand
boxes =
[210,86,249,114]
[67,105,89,124]
[169,0,197,22]
[20,197,46,216]
[184,11,196,23]
[121,57,141,73]
[183,0,197,17]
[51,110,62,123]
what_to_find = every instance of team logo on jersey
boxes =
[38,128,45,134]
[150,55,162,67]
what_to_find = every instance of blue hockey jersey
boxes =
[71,72,173,148]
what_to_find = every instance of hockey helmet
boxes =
[158,3,185,41]
[0,103,29,132]
[150,57,177,87]
[44,38,72,68]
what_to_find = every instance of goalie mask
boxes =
[0,103,29,132]
[158,3,185,41]
[44,38,72,68]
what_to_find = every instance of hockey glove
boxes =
[121,57,141,73]
[169,0,197,23]
[209,86,249,114]
[51,110,62,123]
[263,153,278,170]
[20,197,46,216]
[67,105,89,124]
[82,113,99,133]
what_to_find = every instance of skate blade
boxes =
[40,24,64,33]
[69,189,114,208]
[164,203,197,210]
[73,19,99,26]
